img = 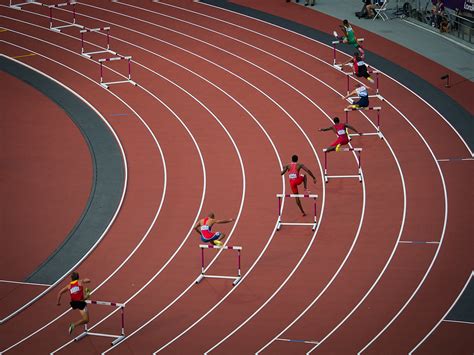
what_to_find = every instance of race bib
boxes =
[289,173,297,179]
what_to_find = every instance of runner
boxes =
[334,19,361,49]
[319,117,361,152]
[56,271,91,334]
[281,155,317,216]
[340,51,374,83]
[195,213,235,247]
[344,83,371,109]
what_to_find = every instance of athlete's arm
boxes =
[300,165,317,183]
[281,165,289,175]
[81,278,91,284]
[216,218,235,224]
[194,221,202,235]
[345,123,361,134]
[319,126,335,132]
[343,89,357,100]
[57,285,69,305]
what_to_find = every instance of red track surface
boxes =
[0,0,472,354]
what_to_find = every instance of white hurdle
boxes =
[345,70,381,95]
[74,300,125,346]
[98,56,137,89]
[345,106,383,139]
[46,1,84,33]
[276,194,318,231]
[323,148,362,183]
[80,27,117,58]
[195,244,242,286]
[332,38,364,66]
[9,0,43,10]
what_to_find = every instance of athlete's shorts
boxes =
[355,66,370,79]
[331,136,350,148]
[201,232,222,243]
[70,301,87,310]
[289,175,304,194]
[352,96,369,108]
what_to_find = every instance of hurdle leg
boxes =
[376,72,379,94]
[333,42,336,66]
[346,75,350,95]
[127,58,131,80]
[324,150,328,183]
[232,250,242,286]
[312,197,318,230]
[111,307,126,345]
[357,150,362,182]
[277,196,282,231]
[195,247,205,284]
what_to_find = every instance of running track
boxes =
[0,0,472,354]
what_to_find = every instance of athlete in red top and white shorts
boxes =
[281,155,317,216]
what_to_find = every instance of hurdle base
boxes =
[277,221,317,231]
[100,80,137,89]
[324,174,362,183]
[50,24,85,33]
[82,49,117,59]
[10,1,43,9]
[74,331,125,345]
[349,132,383,139]
[195,274,241,286]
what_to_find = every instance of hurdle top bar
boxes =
[80,26,111,33]
[199,244,242,250]
[45,1,77,8]
[85,300,125,307]
[344,106,381,111]
[276,194,318,198]
[332,38,364,45]
[323,148,362,152]
[98,56,132,62]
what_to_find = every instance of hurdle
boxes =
[332,38,364,66]
[323,148,362,183]
[345,106,383,139]
[46,1,84,32]
[81,27,117,58]
[276,194,318,231]
[195,244,242,286]
[9,0,43,10]
[99,56,137,89]
[74,300,125,346]
[345,70,381,95]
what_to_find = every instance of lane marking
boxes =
[437,158,474,162]
[442,319,474,325]
[276,338,320,345]
[0,279,51,287]
[398,241,440,245]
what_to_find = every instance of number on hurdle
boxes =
[99,56,137,89]
[323,148,362,183]
[74,300,126,346]
[276,194,318,231]
[46,1,85,33]
[332,38,364,67]
[81,27,117,58]
[344,107,383,139]
[195,244,242,286]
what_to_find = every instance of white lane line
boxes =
[0,279,51,287]
[409,271,474,354]
[160,3,449,353]
[0,47,129,325]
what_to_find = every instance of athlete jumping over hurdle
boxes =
[195,213,235,247]
[340,52,374,83]
[56,271,91,335]
[319,117,360,152]
[281,155,317,216]
[334,20,362,50]
[344,83,371,109]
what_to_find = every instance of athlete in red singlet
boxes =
[195,212,235,246]
[57,271,91,334]
[281,155,317,216]
[319,117,360,152]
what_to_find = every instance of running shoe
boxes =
[213,240,223,247]
[69,323,75,335]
